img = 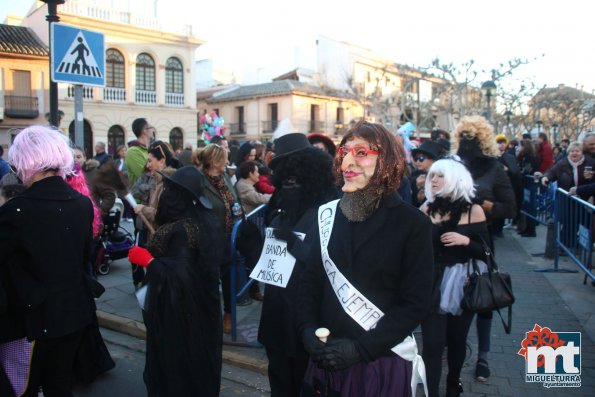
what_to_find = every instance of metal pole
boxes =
[45,1,62,127]
[486,94,491,122]
[74,85,84,150]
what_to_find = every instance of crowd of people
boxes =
[0,115,593,397]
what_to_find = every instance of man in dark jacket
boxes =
[495,134,522,235]
[177,141,194,166]
[93,141,112,168]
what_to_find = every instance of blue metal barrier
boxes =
[520,175,557,226]
[229,204,267,343]
[546,188,593,277]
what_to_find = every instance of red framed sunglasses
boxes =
[338,145,379,159]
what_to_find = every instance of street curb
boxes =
[97,311,146,340]
[96,310,268,375]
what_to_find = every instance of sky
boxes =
[2,0,594,93]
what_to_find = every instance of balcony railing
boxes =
[165,92,184,107]
[103,87,126,102]
[228,122,246,135]
[67,85,94,99]
[262,120,279,133]
[135,90,157,105]
[60,0,193,36]
[4,95,39,119]
[309,120,326,133]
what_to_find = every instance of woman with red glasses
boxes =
[297,121,433,397]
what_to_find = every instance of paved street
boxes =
[73,328,270,397]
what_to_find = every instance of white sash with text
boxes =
[318,199,427,397]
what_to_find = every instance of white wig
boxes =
[425,157,475,203]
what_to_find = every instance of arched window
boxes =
[107,125,125,155]
[68,119,93,159]
[165,57,183,94]
[105,49,125,88]
[136,53,155,91]
[169,127,184,152]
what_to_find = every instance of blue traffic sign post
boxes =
[51,23,105,151]
[51,23,105,87]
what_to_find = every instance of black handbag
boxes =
[461,244,515,334]
[234,199,265,269]
[236,216,264,268]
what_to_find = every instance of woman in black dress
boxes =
[130,166,224,396]
[419,157,489,397]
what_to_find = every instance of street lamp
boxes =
[535,120,543,135]
[504,109,513,135]
[41,0,65,128]
[552,121,559,143]
[481,80,497,123]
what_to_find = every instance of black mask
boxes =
[278,179,305,225]
[457,137,483,161]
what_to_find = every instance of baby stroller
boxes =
[94,198,135,275]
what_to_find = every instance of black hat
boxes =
[411,140,444,160]
[307,133,337,157]
[158,166,212,209]
[436,138,451,152]
[269,133,311,170]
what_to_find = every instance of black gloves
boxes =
[302,327,325,356]
[313,338,363,371]
[273,228,298,248]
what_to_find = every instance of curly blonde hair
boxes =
[450,115,499,157]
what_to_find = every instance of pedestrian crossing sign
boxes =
[51,23,105,87]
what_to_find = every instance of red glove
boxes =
[128,246,154,267]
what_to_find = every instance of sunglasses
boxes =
[414,155,426,162]
[338,145,379,159]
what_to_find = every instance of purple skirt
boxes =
[302,354,412,397]
[0,338,34,396]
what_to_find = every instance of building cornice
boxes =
[57,15,205,47]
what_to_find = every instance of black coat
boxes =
[471,158,517,222]
[0,176,94,341]
[258,207,317,355]
[144,220,223,397]
[545,156,595,192]
[297,193,434,360]
[518,152,539,176]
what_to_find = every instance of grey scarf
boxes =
[339,189,381,222]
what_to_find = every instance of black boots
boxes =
[445,379,463,397]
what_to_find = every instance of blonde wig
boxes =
[450,115,499,158]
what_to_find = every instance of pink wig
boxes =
[8,125,74,185]
[66,163,104,239]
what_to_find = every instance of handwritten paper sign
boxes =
[249,227,305,288]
